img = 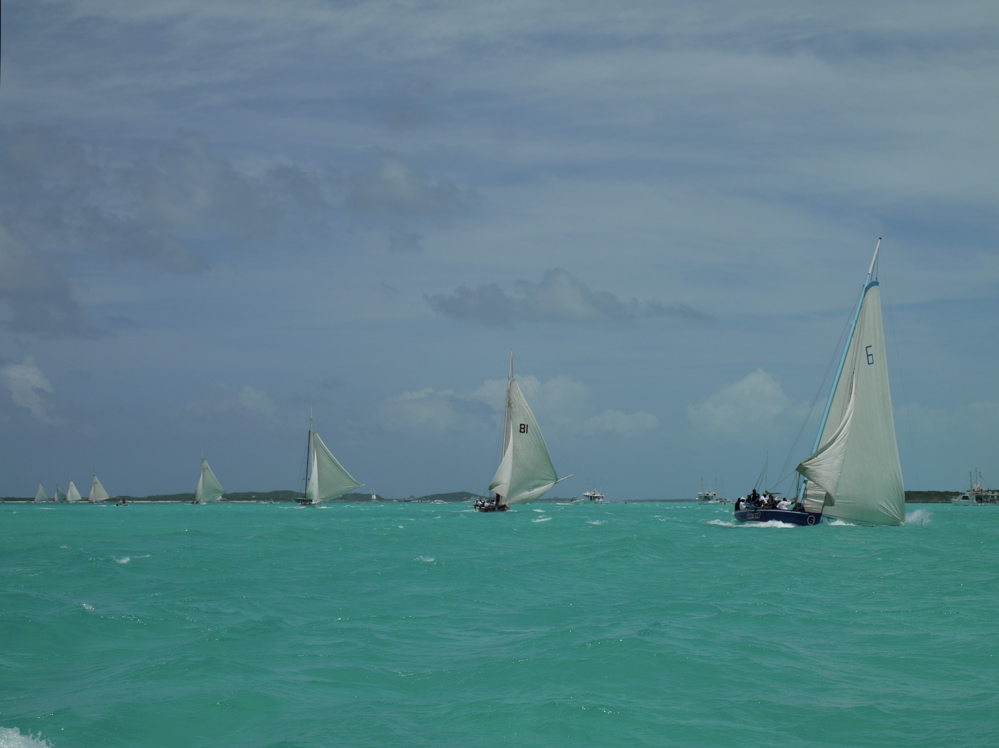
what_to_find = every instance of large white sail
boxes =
[797,276,904,525]
[89,474,111,503]
[194,457,225,503]
[489,377,559,506]
[34,483,49,503]
[304,431,361,504]
[66,481,82,503]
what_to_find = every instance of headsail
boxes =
[54,485,66,502]
[194,457,225,503]
[304,431,361,504]
[488,374,559,506]
[797,243,904,525]
[89,474,111,502]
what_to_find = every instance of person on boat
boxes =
[777,497,790,510]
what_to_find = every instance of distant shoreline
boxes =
[1,490,960,504]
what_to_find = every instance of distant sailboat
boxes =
[299,415,362,506]
[88,474,111,503]
[54,485,66,503]
[476,356,569,512]
[735,239,905,526]
[194,456,225,504]
[66,481,82,503]
[34,483,49,503]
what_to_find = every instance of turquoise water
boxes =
[2,501,996,747]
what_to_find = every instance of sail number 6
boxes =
[866,345,874,365]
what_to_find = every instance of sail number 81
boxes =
[519,423,529,434]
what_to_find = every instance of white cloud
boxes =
[428,268,710,326]
[687,368,793,438]
[0,358,58,424]
[583,409,659,438]
[237,385,276,419]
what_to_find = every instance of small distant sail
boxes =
[66,481,82,503]
[34,483,49,503]
[88,474,111,503]
[194,457,225,503]
[54,485,66,502]
[304,431,361,505]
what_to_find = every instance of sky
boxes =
[1,0,997,500]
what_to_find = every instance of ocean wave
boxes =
[708,519,796,528]
[0,727,54,748]
[905,508,932,526]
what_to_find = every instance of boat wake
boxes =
[0,727,54,748]
[904,508,932,526]
[532,516,553,523]
[708,519,796,528]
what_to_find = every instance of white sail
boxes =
[88,474,111,502]
[194,457,225,503]
[34,483,49,503]
[304,431,361,504]
[54,485,66,502]
[797,274,904,525]
[66,481,82,503]
[488,377,559,506]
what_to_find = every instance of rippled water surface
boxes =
[2,501,996,747]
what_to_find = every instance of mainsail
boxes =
[797,243,905,525]
[89,474,111,503]
[54,485,66,503]
[488,373,560,506]
[66,481,82,503]
[194,457,225,503]
[34,483,49,503]
[304,431,361,505]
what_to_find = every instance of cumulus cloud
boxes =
[380,372,657,440]
[687,368,793,438]
[0,358,58,424]
[427,267,710,326]
[237,385,276,419]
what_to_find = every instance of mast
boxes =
[304,409,314,495]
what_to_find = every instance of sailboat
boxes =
[476,356,569,512]
[298,415,362,506]
[735,239,905,526]
[34,483,49,503]
[54,485,66,503]
[193,456,225,504]
[66,481,82,503]
[88,474,111,503]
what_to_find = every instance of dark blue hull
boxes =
[734,508,822,526]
